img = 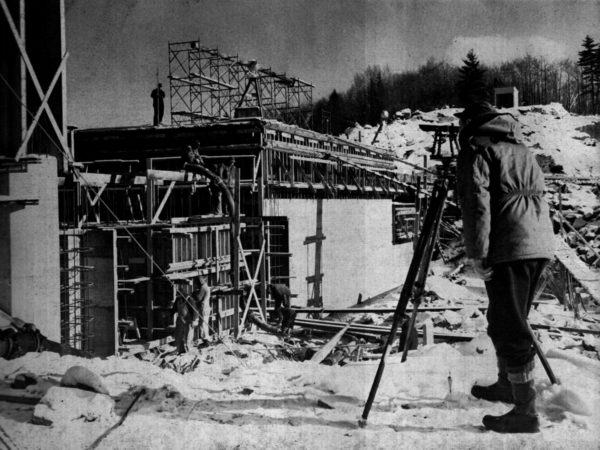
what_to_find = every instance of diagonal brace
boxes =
[15,52,69,160]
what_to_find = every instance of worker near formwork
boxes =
[172,290,198,354]
[224,158,237,214]
[151,83,165,126]
[267,283,291,325]
[208,162,225,215]
[184,142,204,166]
[192,276,211,345]
[455,101,554,433]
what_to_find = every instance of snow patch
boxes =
[33,386,116,425]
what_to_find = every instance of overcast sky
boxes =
[65,0,600,128]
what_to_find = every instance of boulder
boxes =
[579,206,595,218]
[33,386,116,425]
[61,365,109,395]
[442,310,462,327]
[572,217,588,230]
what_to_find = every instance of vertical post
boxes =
[558,187,564,236]
[414,177,421,250]
[313,198,323,308]
[232,167,241,337]
[145,158,154,339]
[259,221,267,316]
[19,0,26,141]
[422,156,428,211]
[258,152,267,316]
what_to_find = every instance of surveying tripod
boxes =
[359,177,557,426]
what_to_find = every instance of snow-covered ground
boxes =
[1,329,599,450]
[347,103,600,177]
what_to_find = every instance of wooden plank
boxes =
[0,393,41,405]
[311,324,350,363]
[530,323,600,336]
[250,306,489,314]
[294,318,476,342]
[554,237,600,302]
[119,336,174,356]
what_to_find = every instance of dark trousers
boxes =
[153,105,164,126]
[485,259,548,369]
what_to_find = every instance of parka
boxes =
[456,113,554,265]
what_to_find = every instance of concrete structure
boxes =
[265,198,413,308]
[65,117,427,354]
[0,155,61,340]
[494,86,519,108]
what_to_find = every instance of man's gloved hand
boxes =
[470,258,493,281]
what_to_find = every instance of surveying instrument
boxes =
[359,169,557,427]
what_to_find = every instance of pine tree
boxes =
[578,35,597,113]
[456,49,488,106]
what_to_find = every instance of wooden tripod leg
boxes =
[360,179,448,425]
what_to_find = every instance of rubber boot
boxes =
[471,358,513,403]
[482,378,539,433]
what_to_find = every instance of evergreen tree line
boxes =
[312,36,600,135]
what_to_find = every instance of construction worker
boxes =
[192,276,211,345]
[268,283,291,326]
[172,291,197,354]
[151,83,165,126]
[456,101,554,433]
[224,158,236,215]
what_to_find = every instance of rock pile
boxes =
[547,182,600,267]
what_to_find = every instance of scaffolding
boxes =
[168,40,313,128]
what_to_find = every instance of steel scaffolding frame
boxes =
[168,40,313,128]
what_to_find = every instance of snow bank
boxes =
[344,103,600,176]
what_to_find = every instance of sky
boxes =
[65,0,600,128]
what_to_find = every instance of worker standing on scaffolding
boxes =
[151,83,165,126]
[192,276,211,346]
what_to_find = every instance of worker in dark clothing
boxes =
[151,83,165,126]
[456,101,554,433]
[172,292,198,354]
[268,283,291,325]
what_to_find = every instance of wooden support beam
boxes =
[311,324,350,363]
[294,318,476,342]
[145,158,155,339]
[305,274,324,283]
[15,52,69,160]
[151,180,176,224]
[232,167,241,337]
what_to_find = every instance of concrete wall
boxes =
[264,198,413,308]
[0,155,60,340]
[87,230,118,357]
